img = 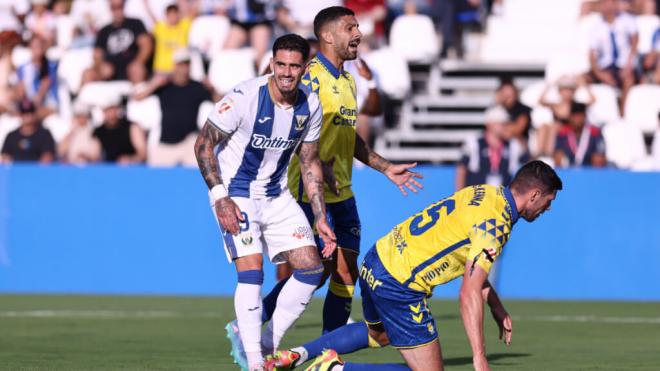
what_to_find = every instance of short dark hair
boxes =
[510,160,563,195]
[166,4,179,13]
[570,101,587,114]
[272,34,310,61]
[313,6,355,39]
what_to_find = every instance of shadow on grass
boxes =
[444,353,531,366]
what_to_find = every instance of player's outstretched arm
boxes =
[353,133,423,196]
[482,280,513,346]
[299,141,337,257]
[460,259,491,371]
[194,121,244,235]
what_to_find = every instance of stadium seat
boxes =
[624,85,660,134]
[389,14,438,63]
[362,47,411,100]
[188,15,231,60]
[602,120,649,169]
[544,51,590,83]
[189,50,206,82]
[55,15,75,51]
[579,84,620,127]
[42,113,71,143]
[126,95,162,150]
[208,48,256,95]
[77,81,132,109]
[57,47,94,94]
[636,15,659,55]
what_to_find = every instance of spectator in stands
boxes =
[14,36,59,119]
[25,0,56,46]
[456,106,530,190]
[93,95,147,164]
[345,0,388,45]
[1,99,55,163]
[223,0,276,69]
[589,0,638,113]
[69,0,112,48]
[553,102,607,168]
[496,78,532,146]
[345,58,383,146]
[274,0,342,39]
[0,30,20,114]
[642,26,659,82]
[146,2,196,76]
[140,49,214,167]
[433,0,481,59]
[82,0,152,84]
[537,75,596,157]
[58,101,101,164]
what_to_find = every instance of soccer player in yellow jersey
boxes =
[266,161,563,371]
[261,6,423,335]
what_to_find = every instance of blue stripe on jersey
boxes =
[402,238,470,287]
[228,83,275,197]
[265,88,311,197]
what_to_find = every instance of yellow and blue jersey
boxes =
[375,184,520,296]
[288,52,358,204]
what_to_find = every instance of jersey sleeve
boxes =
[467,216,510,274]
[303,94,322,143]
[206,85,245,135]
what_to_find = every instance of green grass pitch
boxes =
[1,295,659,370]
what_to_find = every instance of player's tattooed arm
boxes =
[194,121,227,189]
[354,133,424,196]
[299,141,337,257]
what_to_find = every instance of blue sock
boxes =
[344,363,410,371]
[322,280,354,333]
[303,322,369,359]
[261,277,289,323]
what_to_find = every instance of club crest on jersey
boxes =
[240,232,253,246]
[295,115,308,130]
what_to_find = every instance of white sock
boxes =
[235,282,263,369]
[263,275,316,350]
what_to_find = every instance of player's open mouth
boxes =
[348,39,360,50]
[279,77,294,88]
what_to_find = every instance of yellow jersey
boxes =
[153,17,192,73]
[288,52,358,203]
[376,185,519,295]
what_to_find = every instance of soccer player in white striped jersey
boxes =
[194,34,337,371]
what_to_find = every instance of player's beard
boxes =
[337,38,360,61]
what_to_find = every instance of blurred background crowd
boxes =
[0,0,659,189]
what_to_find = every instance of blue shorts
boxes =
[299,197,361,254]
[359,247,438,348]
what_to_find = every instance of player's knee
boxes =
[237,269,264,285]
[334,262,359,283]
[368,327,389,347]
[293,265,324,286]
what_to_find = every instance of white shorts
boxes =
[210,192,316,263]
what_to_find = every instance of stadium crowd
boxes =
[0,0,658,172]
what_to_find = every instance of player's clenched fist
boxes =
[214,197,244,235]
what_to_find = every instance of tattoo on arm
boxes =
[299,142,326,221]
[194,121,229,189]
[353,133,391,173]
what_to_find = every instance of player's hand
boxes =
[321,157,340,196]
[355,58,373,81]
[492,307,513,346]
[384,162,424,196]
[215,197,244,236]
[316,218,337,258]
[473,355,491,371]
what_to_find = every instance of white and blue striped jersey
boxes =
[207,75,322,199]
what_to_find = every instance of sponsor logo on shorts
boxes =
[427,322,435,334]
[349,226,361,237]
[359,265,383,291]
[292,226,313,240]
[410,303,424,323]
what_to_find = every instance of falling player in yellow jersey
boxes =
[266,160,563,371]
[260,6,423,336]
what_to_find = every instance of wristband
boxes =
[211,184,228,201]
[366,79,377,89]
